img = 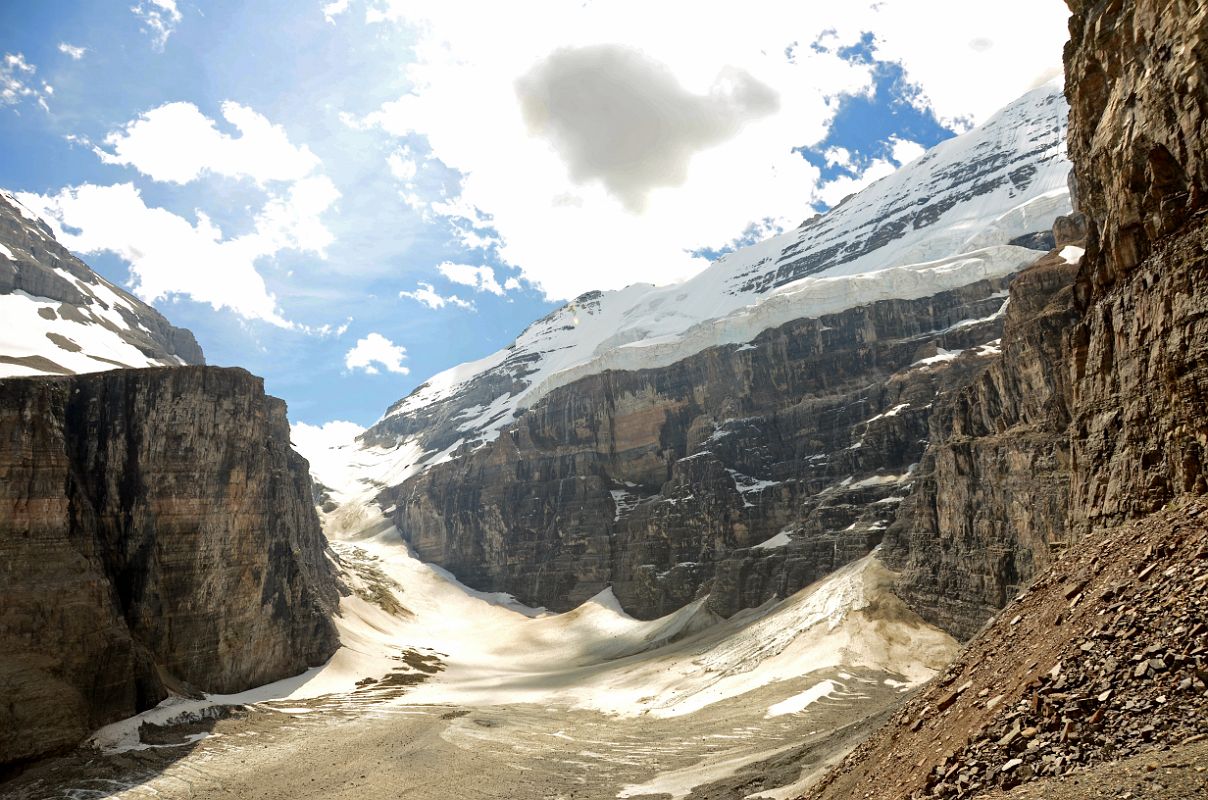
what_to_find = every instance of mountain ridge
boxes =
[0,189,204,378]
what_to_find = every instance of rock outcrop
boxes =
[0,367,340,771]
[388,279,1015,618]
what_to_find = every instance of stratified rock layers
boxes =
[0,367,340,769]
[807,0,1208,796]
[1064,0,1208,531]
[388,280,1015,619]
[881,235,1083,640]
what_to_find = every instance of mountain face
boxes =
[0,190,204,378]
[365,81,1069,459]
[807,0,1208,796]
[0,198,342,770]
[880,224,1085,639]
[320,81,1074,619]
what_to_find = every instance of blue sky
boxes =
[0,0,1069,429]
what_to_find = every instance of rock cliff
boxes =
[880,218,1085,639]
[388,278,1014,618]
[0,367,340,771]
[806,0,1208,795]
[880,0,1208,638]
[1064,0,1208,532]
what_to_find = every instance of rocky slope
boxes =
[808,501,1208,800]
[0,367,341,771]
[317,82,1074,619]
[0,189,204,378]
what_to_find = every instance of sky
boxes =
[0,0,1070,433]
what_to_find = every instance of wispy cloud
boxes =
[399,282,473,310]
[1,53,51,113]
[131,0,183,51]
[437,262,505,295]
[321,0,352,24]
[58,42,87,60]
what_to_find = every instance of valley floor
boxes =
[0,672,898,800]
[0,532,953,800]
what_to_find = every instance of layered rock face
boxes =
[0,190,204,377]
[881,219,1085,639]
[388,280,1013,618]
[879,0,1208,640]
[1065,0,1208,531]
[807,1,1208,796]
[0,367,340,770]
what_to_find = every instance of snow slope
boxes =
[0,189,203,378]
[324,80,1069,500]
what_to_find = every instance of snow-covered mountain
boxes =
[347,79,1069,481]
[0,190,203,378]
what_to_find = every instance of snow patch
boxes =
[752,531,793,550]
[912,348,963,367]
[765,679,839,717]
[865,403,909,424]
[1059,245,1085,264]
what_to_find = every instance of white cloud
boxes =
[291,419,364,456]
[252,174,342,256]
[132,0,183,51]
[889,137,926,167]
[16,102,342,327]
[811,158,899,209]
[58,42,87,60]
[503,276,521,291]
[387,147,418,181]
[436,262,504,295]
[349,0,1068,300]
[344,332,410,374]
[399,282,473,310]
[322,0,352,23]
[17,179,338,327]
[823,146,853,170]
[312,318,352,337]
[97,101,321,185]
[1,53,50,112]
[811,136,927,208]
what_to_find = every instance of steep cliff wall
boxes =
[881,220,1084,639]
[807,0,1208,796]
[1065,0,1208,531]
[387,279,1014,618]
[880,0,1208,643]
[0,367,340,770]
